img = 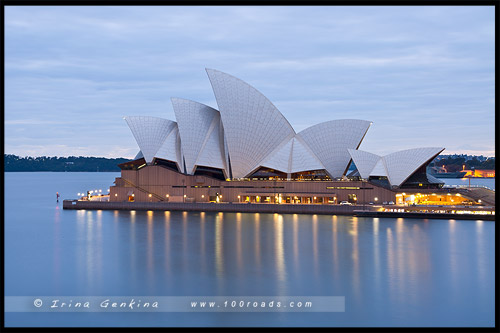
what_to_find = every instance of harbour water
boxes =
[440,177,495,190]
[4,172,495,327]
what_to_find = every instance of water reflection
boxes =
[350,217,360,302]
[236,213,242,271]
[53,206,61,292]
[215,212,224,277]
[448,219,458,301]
[293,214,299,277]
[200,212,206,273]
[147,211,154,284]
[254,213,261,269]
[373,218,380,294]
[332,215,338,281]
[386,218,432,315]
[312,214,318,276]
[164,211,171,277]
[273,214,287,294]
[130,211,136,286]
[59,209,493,326]
[475,220,487,299]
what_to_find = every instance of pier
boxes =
[63,200,495,221]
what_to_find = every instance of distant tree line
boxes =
[430,155,495,173]
[4,154,131,172]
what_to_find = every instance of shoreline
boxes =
[62,200,495,221]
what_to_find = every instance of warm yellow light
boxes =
[115,194,118,197]
[314,196,316,199]
[402,192,406,195]
[202,195,205,198]
[237,195,240,198]
[148,194,152,197]
[184,194,187,197]
[219,195,222,198]
[166,194,169,197]
[478,199,482,203]
[132,194,135,197]
[374,197,378,201]
[456,193,461,196]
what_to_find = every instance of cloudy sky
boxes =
[5,5,495,159]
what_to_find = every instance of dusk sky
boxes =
[5,6,495,159]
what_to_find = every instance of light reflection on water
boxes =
[18,208,494,327]
[4,172,495,327]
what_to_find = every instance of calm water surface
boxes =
[4,172,495,327]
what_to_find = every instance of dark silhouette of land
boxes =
[4,154,131,172]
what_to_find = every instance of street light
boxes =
[238,195,240,203]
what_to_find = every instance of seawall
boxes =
[63,200,495,221]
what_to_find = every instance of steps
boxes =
[121,177,165,202]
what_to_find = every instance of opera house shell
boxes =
[111,69,445,204]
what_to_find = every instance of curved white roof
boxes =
[155,123,183,171]
[370,158,388,177]
[297,119,372,178]
[383,147,444,186]
[123,69,446,187]
[124,116,177,164]
[259,137,293,173]
[134,150,143,160]
[171,98,226,175]
[348,149,381,179]
[254,135,326,175]
[206,68,296,178]
[195,115,227,174]
[290,136,325,173]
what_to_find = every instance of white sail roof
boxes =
[134,151,143,160]
[195,114,227,173]
[297,119,372,178]
[123,69,446,188]
[290,136,325,173]
[124,116,177,164]
[258,136,326,174]
[370,158,388,177]
[206,68,296,178]
[383,147,445,186]
[155,123,183,171]
[259,137,293,173]
[348,149,381,179]
[171,98,226,175]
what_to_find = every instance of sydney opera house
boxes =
[109,69,446,205]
